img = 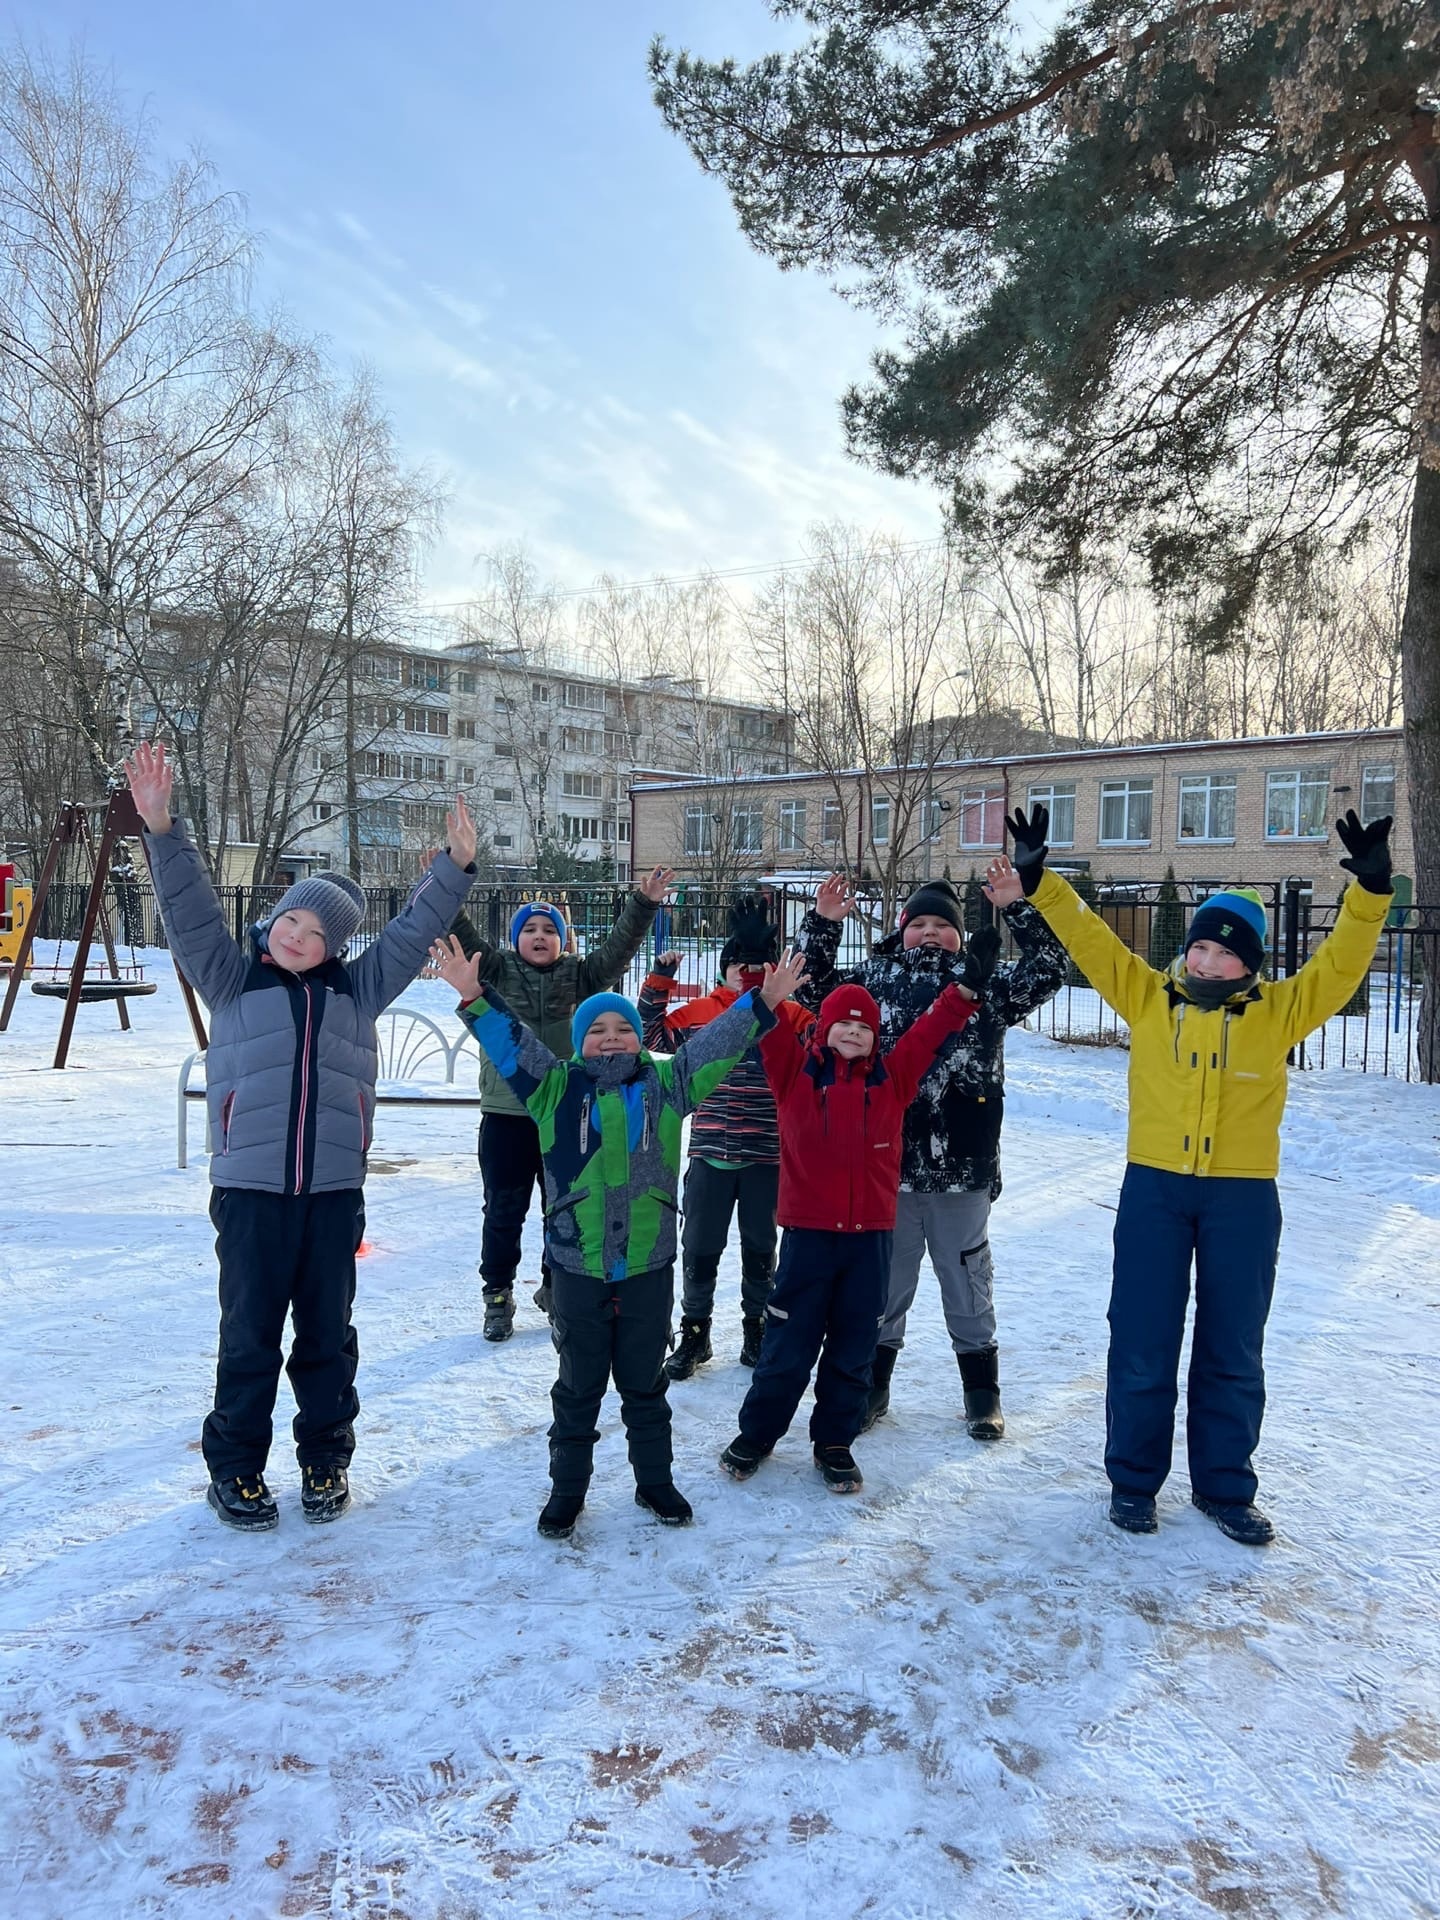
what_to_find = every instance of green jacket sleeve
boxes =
[577,889,659,993]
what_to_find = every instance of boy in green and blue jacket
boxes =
[430,933,804,1540]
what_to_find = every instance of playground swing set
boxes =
[0,790,207,1069]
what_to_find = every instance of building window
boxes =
[405,657,448,692]
[493,742,514,758]
[311,802,333,823]
[459,764,476,785]
[1177,773,1236,842]
[493,786,514,803]
[361,750,401,779]
[456,717,477,739]
[403,706,447,737]
[366,653,402,682]
[531,681,550,702]
[1026,782,1075,846]
[732,804,765,853]
[1099,779,1153,844]
[870,798,891,847]
[779,799,807,852]
[563,682,604,711]
[561,725,602,753]
[560,813,601,841]
[960,785,1005,848]
[455,670,475,694]
[1265,768,1328,840]
[618,820,630,842]
[1361,762,1396,823]
[821,799,842,846]
[399,753,446,783]
[684,805,714,856]
[494,833,513,848]
[562,771,602,799]
[919,795,945,842]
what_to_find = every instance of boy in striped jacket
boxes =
[638,894,813,1376]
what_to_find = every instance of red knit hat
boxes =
[817,984,881,1040]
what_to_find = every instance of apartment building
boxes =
[631,727,1413,895]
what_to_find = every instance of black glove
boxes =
[1004,805,1049,896]
[1335,809,1393,894]
[957,924,1002,994]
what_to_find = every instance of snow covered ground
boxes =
[3,954,1439,1919]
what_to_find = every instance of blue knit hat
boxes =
[571,991,642,1054]
[1186,888,1268,974]
[265,872,367,958]
[510,902,567,948]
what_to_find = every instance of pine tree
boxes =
[653,4,1440,1077]
[1066,871,1102,988]
[1149,866,1186,972]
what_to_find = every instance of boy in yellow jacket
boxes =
[986,805,1394,1545]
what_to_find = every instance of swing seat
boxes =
[31,978,158,1002]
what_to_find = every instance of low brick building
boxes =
[631,727,1411,896]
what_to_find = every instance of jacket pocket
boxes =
[220,1090,237,1155]
[356,1091,370,1154]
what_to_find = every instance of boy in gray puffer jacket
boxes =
[127,742,477,1533]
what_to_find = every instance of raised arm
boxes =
[883,982,980,1105]
[127,744,247,1010]
[638,952,682,1053]
[983,900,1070,1028]
[576,869,669,993]
[1266,816,1392,1045]
[667,990,776,1117]
[442,968,571,1119]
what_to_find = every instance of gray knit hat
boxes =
[265,871,367,958]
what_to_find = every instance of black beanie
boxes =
[719,892,779,974]
[900,878,964,936]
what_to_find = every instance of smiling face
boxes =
[268,907,328,972]
[826,1018,875,1060]
[581,1012,641,1058]
[517,914,564,965]
[1185,939,1250,982]
[902,914,962,953]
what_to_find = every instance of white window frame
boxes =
[919,796,945,842]
[778,799,807,853]
[1360,762,1396,824]
[732,804,765,853]
[1265,767,1328,841]
[821,799,843,846]
[1177,772,1236,844]
[959,785,1005,849]
[1099,779,1153,845]
[1026,782,1075,847]
[684,805,714,857]
[870,797,891,847]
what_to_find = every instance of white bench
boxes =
[176,1008,484,1168]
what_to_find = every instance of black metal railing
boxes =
[24,874,1436,1081]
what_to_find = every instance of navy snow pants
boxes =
[547,1265,675,1495]
[1106,1164,1282,1506]
[202,1186,365,1480]
[738,1227,892,1451]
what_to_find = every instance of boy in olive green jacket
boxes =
[987,806,1393,1546]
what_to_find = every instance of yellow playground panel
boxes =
[0,877,33,971]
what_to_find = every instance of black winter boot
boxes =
[813,1444,864,1493]
[206,1473,279,1531]
[635,1482,694,1526]
[300,1462,351,1523]
[665,1316,713,1381]
[861,1343,899,1434]
[957,1346,1005,1441]
[483,1288,516,1342]
[739,1315,766,1368]
[1192,1492,1275,1546]
[719,1435,769,1480]
[538,1490,585,1539]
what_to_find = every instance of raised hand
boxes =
[982,854,1025,910]
[446,795,477,869]
[957,923,1002,996]
[653,949,683,975]
[428,933,484,1002]
[1335,808,1393,894]
[639,867,675,904]
[814,873,856,922]
[1003,806,1049,895]
[124,740,174,833]
[760,945,809,1008]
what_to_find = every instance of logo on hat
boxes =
[1220,922,1233,937]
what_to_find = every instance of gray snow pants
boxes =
[879,1188,996,1356]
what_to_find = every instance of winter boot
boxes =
[739,1314,766,1368]
[1192,1492,1275,1546]
[206,1473,279,1532]
[665,1316,713,1382]
[635,1482,694,1527]
[861,1343,899,1434]
[483,1288,516,1342]
[538,1490,585,1539]
[532,1278,553,1318]
[957,1346,1005,1441]
[813,1444,864,1493]
[719,1435,769,1481]
[300,1462,351,1524]
[1109,1491,1158,1534]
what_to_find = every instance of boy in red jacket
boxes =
[720,931,997,1493]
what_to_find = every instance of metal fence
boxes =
[28,873,1437,1081]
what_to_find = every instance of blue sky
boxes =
[5,1,948,603]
